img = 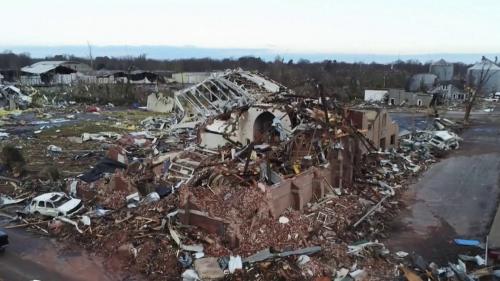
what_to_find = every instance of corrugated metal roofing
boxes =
[21,61,67,74]
[468,60,500,71]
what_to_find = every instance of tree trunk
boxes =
[464,87,480,125]
[464,93,474,124]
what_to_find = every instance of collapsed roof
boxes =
[171,69,289,122]
[21,61,77,75]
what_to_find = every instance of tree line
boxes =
[0,50,470,100]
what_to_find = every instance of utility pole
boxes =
[315,81,330,126]
[87,41,94,70]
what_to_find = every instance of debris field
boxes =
[1,70,490,281]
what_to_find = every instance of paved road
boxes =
[0,227,125,281]
[386,110,500,262]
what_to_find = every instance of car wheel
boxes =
[33,211,43,219]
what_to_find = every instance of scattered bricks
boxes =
[73,179,98,201]
[100,190,128,210]
[118,135,151,148]
[106,145,128,165]
[178,208,227,237]
[86,105,101,112]
[269,168,325,217]
[194,257,225,280]
[3,70,458,281]
[109,171,136,193]
[225,222,242,249]
[152,164,163,178]
[116,243,136,260]
[312,176,325,199]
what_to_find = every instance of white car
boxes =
[27,192,83,217]
[428,131,460,151]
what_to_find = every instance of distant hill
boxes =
[0,45,498,64]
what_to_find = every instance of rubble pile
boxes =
[0,70,475,281]
[0,85,32,110]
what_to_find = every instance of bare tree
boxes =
[464,57,494,124]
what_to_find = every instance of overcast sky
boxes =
[2,0,498,54]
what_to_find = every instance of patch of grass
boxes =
[105,109,171,122]
[38,121,124,139]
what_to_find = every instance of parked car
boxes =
[27,192,83,218]
[0,230,8,252]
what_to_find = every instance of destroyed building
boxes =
[140,70,374,242]
[0,85,31,110]
[87,69,163,84]
[129,70,162,84]
[20,61,91,86]
[172,71,222,84]
[428,83,468,103]
[146,93,174,113]
[347,108,399,150]
[0,67,472,281]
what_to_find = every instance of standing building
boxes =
[429,59,454,82]
[467,58,500,94]
[387,89,433,107]
[364,89,388,102]
[407,73,438,92]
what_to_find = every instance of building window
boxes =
[390,134,395,145]
[417,99,423,106]
[390,98,395,105]
[380,137,386,151]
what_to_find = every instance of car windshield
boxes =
[433,136,444,142]
[52,195,70,208]
[49,194,62,201]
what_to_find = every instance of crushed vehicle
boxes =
[0,85,32,110]
[26,192,84,217]
[0,230,8,252]
[429,130,461,151]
